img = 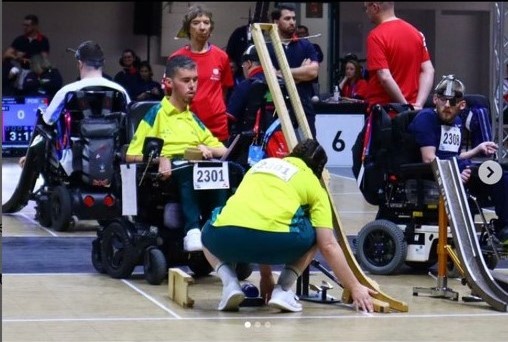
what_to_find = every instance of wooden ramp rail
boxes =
[251,23,408,313]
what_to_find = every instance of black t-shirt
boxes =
[11,33,50,59]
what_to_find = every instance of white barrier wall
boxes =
[315,113,364,167]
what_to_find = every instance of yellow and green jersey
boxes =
[212,157,333,232]
[127,96,224,158]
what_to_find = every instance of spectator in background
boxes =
[338,59,368,100]
[296,24,323,98]
[171,4,234,144]
[3,14,51,96]
[296,25,323,63]
[363,1,434,113]
[133,61,163,101]
[268,3,319,138]
[21,54,63,101]
[226,3,269,85]
[114,48,141,99]
[3,14,50,70]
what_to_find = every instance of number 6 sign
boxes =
[315,114,365,167]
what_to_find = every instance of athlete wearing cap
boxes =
[42,40,131,125]
[19,40,131,169]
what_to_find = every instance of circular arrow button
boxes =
[478,160,503,185]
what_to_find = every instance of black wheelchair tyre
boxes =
[236,263,253,281]
[91,238,106,274]
[187,252,213,278]
[144,247,167,285]
[482,252,499,270]
[36,198,52,228]
[356,219,408,275]
[50,185,72,231]
[101,221,138,279]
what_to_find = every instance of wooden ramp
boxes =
[431,157,508,312]
[251,23,408,313]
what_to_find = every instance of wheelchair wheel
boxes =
[50,185,72,231]
[482,252,499,270]
[35,198,52,228]
[187,252,213,278]
[356,219,408,275]
[91,238,106,274]
[236,263,253,281]
[101,221,138,279]
[144,247,167,285]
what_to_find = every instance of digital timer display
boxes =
[2,96,48,149]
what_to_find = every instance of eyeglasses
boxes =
[437,95,462,106]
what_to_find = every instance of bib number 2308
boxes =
[193,163,230,190]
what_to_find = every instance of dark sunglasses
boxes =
[437,95,462,106]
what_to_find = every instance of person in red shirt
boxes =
[170,5,234,144]
[364,2,434,112]
[338,59,368,100]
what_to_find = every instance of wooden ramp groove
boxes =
[251,23,408,313]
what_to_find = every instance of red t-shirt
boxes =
[170,45,234,141]
[341,79,368,99]
[366,19,431,106]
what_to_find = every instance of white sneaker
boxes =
[218,281,245,311]
[183,228,203,252]
[268,285,302,312]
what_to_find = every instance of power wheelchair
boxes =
[2,86,130,232]
[351,96,504,275]
[91,101,253,285]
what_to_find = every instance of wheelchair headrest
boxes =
[463,94,489,110]
[64,87,128,117]
[127,101,160,139]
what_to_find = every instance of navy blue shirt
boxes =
[227,69,266,120]
[408,108,471,170]
[267,39,318,117]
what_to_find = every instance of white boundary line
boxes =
[4,311,507,323]
[121,279,182,319]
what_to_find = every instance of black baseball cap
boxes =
[241,45,259,63]
[67,40,105,67]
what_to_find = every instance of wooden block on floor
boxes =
[341,288,390,313]
[168,268,195,308]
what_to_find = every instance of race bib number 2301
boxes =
[193,163,230,190]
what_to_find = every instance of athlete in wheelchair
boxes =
[352,75,508,275]
[91,55,251,285]
[2,40,131,232]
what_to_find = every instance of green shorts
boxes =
[201,218,316,265]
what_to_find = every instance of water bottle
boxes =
[333,85,341,102]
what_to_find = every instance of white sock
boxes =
[216,262,237,287]
[277,265,301,291]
